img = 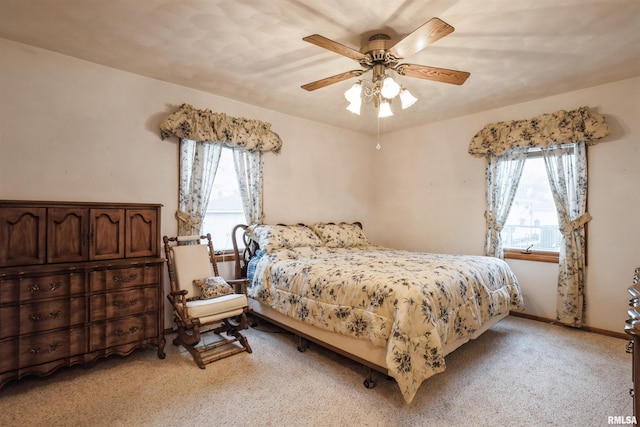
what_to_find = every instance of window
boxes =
[502,150,559,262]
[201,147,245,251]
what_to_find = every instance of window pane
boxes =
[201,148,245,250]
[502,156,560,252]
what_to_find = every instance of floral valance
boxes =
[468,106,610,156]
[160,103,282,153]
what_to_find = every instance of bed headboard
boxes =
[231,222,363,280]
[232,224,256,280]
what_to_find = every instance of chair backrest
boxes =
[164,235,218,300]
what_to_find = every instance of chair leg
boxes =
[223,316,252,354]
[177,324,202,347]
[238,332,252,354]
[225,326,252,354]
[175,325,206,369]
[175,316,252,368]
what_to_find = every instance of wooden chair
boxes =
[163,234,252,368]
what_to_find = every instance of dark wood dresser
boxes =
[0,201,165,388]
[626,266,640,418]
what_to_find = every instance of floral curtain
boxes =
[468,106,610,155]
[160,103,282,153]
[485,147,528,258]
[161,104,279,235]
[177,139,222,235]
[470,106,607,328]
[541,142,590,327]
[233,148,264,224]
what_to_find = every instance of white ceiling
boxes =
[1,0,638,135]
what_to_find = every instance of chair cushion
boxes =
[171,244,214,299]
[186,293,248,321]
[193,276,233,299]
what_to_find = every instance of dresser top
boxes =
[1,200,162,208]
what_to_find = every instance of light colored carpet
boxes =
[0,316,631,427]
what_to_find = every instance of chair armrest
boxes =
[170,289,189,297]
[167,289,190,313]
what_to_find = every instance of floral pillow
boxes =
[247,224,323,253]
[308,222,370,248]
[193,276,234,299]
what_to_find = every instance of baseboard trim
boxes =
[510,311,627,340]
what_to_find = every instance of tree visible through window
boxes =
[502,153,560,252]
[201,147,246,251]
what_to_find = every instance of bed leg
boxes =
[248,312,259,328]
[297,335,309,352]
[363,367,376,389]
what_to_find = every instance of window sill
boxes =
[504,249,559,263]
[213,249,238,264]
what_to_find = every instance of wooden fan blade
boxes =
[398,64,470,85]
[389,18,454,58]
[301,70,364,91]
[303,34,366,61]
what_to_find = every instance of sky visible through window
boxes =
[503,157,560,251]
[202,148,245,250]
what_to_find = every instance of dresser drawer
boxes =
[89,314,158,351]
[0,338,18,373]
[12,327,86,370]
[90,265,159,292]
[0,272,85,304]
[89,287,158,321]
[0,297,85,339]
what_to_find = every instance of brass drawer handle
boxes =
[112,273,139,284]
[28,282,61,293]
[29,310,62,322]
[28,342,62,354]
[113,298,140,309]
[113,327,139,336]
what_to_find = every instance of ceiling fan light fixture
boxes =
[399,88,417,109]
[344,81,362,103]
[378,100,393,118]
[302,18,470,119]
[346,100,361,115]
[380,76,401,99]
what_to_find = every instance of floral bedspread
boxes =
[248,245,523,403]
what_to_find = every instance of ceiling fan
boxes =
[300,17,470,113]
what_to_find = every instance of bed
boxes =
[232,222,524,403]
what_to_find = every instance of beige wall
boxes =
[374,76,640,333]
[0,39,375,238]
[1,38,638,334]
[0,39,374,325]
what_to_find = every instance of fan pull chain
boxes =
[376,115,382,150]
